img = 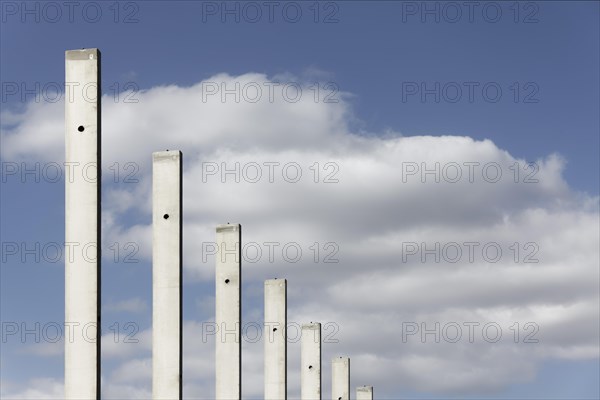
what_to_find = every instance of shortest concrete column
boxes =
[356,386,373,400]
[332,356,350,400]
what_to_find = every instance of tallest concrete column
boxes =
[64,48,101,399]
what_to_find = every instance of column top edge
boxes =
[265,278,287,284]
[66,48,100,60]
[302,322,321,329]
[332,356,350,362]
[153,150,182,156]
[153,150,182,161]
[216,223,241,232]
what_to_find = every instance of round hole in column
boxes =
[77,125,84,132]
[225,279,230,284]
[163,214,169,219]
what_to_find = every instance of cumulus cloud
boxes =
[103,298,148,314]
[0,378,64,399]
[1,72,598,398]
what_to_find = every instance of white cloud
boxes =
[2,72,598,398]
[103,298,148,314]
[0,378,64,399]
[19,341,63,358]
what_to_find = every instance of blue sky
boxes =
[1,1,599,398]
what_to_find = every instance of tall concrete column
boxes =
[215,223,241,399]
[64,48,101,400]
[332,357,350,400]
[356,386,373,400]
[301,322,321,400]
[264,279,287,400]
[152,150,183,399]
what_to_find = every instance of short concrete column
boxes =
[356,385,373,400]
[215,223,242,399]
[64,48,101,400]
[301,323,321,400]
[264,279,287,399]
[152,150,183,399]
[332,357,350,400]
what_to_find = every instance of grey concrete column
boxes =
[301,322,321,400]
[152,150,183,399]
[264,279,287,400]
[332,357,350,400]
[356,386,373,400]
[215,223,242,399]
[64,48,101,400]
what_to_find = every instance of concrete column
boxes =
[332,357,350,400]
[64,48,101,400]
[215,223,241,400]
[152,150,182,400]
[356,386,373,400]
[301,323,321,400]
[264,279,287,400]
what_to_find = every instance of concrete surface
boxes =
[332,356,350,400]
[215,223,242,399]
[152,150,182,399]
[301,322,322,400]
[64,48,101,400]
[264,279,287,399]
[356,385,373,400]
